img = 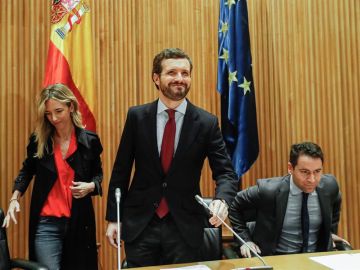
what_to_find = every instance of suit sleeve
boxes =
[229,185,260,244]
[106,109,135,222]
[13,134,38,194]
[206,117,238,205]
[331,189,342,234]
[88,133,103,196]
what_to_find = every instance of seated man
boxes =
[229,141,345,257]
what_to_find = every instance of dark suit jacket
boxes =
[13,128,103,270]
[106,99,237,248]
[229,174,341,255]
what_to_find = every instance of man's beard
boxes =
[160,83,190,101]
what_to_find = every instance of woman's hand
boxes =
[69,181,95,199]
[2,199,20,228]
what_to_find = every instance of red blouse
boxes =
[40,131,77,217]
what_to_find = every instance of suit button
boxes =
[162,182,167,188]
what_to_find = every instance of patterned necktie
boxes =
[156,109,176,218]
[301,192,310,252]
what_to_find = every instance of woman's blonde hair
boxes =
[34,84,84,158]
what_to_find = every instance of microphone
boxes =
[115,188,121,270]
[195,195,273,270]
[115,188,121,203]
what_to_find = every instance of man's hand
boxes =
[2,200,20,228]
[208,199,228,227]
[106,222,120,248]
[332,233,351,247]
[240,241,261,258]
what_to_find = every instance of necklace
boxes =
[54,130,73,159]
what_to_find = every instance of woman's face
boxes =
[44,98,73,130]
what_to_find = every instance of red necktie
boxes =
[156,109,176,218]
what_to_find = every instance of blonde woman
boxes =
[2,84,103,270]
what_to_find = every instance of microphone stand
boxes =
[195,195,273,270]
[116,188,121,270]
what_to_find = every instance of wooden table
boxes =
[129,250,360,270]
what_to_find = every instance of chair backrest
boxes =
[0,208,11,270]
[199,198,222,261]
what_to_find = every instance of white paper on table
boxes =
[161,265,211,270]
[310,253,360,270]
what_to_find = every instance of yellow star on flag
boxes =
[219,21,229,34]
[225,0,236,9]
[219,48,229,64]
[228,70,238,85]
[238,77,251,95]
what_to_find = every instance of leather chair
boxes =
[0,208,48,270]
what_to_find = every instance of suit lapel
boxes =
[316,179,331,234]
[146,100,163,174]
[275,176,291,238]
[168,101,200,175]
[39,139,57,175]
[40,154,57,175]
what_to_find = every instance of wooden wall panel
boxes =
[0,0,359,269]
[245,0,360,248]
[0,0,50,259]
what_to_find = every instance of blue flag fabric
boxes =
[217,0,259,178]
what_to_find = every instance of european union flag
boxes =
[217,0,259,178]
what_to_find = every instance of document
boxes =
[161,265,211,270]
[310,253,360,270]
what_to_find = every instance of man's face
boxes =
[153,58,191,101]
[288,155,323,193]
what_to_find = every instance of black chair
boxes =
[0,208,48,270]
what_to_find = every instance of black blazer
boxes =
[13,127,103,270]
[229,174,341,256]
[106,100,237,248]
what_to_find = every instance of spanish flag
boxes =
[43,0,96,131]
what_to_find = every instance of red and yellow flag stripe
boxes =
[43,0,96,131]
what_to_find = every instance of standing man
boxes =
[229,142,344,257]
[106,48,238,267]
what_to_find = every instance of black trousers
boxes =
[125,214,199,268]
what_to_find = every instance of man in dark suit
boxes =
[229,142,343,257]
[105,48,238,267]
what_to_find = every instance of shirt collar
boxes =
[157,98,187,115]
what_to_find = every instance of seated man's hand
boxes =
[240,241,261,258]
[209,199,228,227]
[332,233,351,247]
